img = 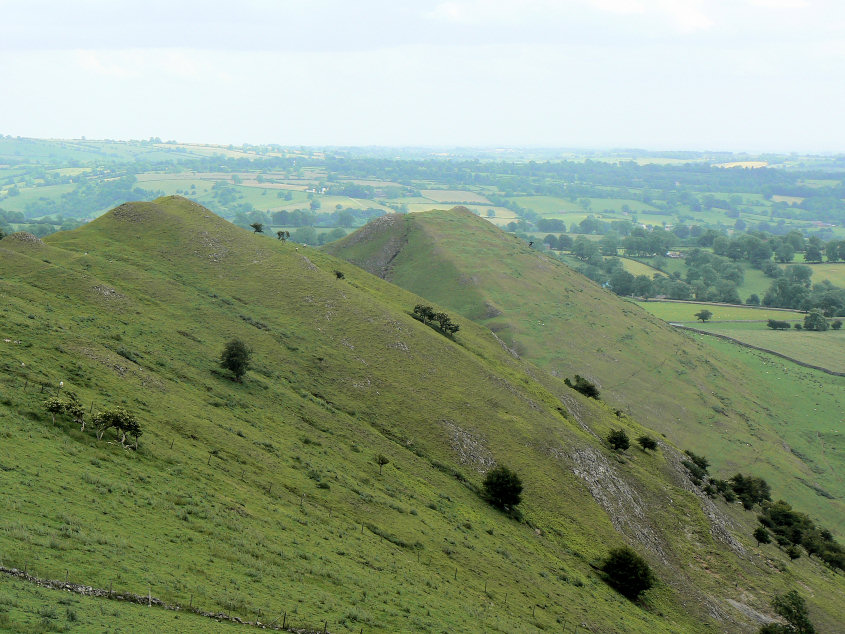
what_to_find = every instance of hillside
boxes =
[0,197,842,632]
[325,209,845,536]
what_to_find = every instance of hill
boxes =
[1,197,842,632]
[325,208,845,537]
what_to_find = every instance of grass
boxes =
[690,322,845,372]
[3,197,842,632]
[327,209,845,541]
[635,301,806,323]
[7,197,821,631]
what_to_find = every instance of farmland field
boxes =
[691,321,845,372]
[618,257,665,278]
[420,189,491,203]
[807,263,845,286]
[634,301,805,323]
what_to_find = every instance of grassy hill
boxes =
[325,209,845,539]
[1,197,842,632]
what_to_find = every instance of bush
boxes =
[767,319,791,330]
[220,338,251,381]
[607,429,630,451]
[482,465,523,511]
[832,319,842,330]
[753,526,771,547]
[759,590,815,634]
[564,374,600,399]
[636,435,658,452]
[601,547,654,600]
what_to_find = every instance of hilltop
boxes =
[0,197,842,632]
[325,208,845,535]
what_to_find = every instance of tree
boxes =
[44,396,65,424]
[413,304,435,324]
[249,222,264,233]
[601,547,654,600]
[759,590,816,634]
[832,319,842,330]
[695,309,713,323]
[607,429,630,451]
[375,454,389,475]
[276,230,290,241]
[220,338,251,381]
[482,465,523,510]
[754,526,771,547]
[636,435,658,452]
[93,407,142,448]
[803,309,828,332]
[775,242,795,263]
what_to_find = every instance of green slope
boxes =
[1,198,841,632]
[325,209,845,537]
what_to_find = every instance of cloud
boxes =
[748,0,808,8]
[427,0,715,32]
[74,49,204,81]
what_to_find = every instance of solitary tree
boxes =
[375,454,390,475]
[276,230,290,242]
[249,222,264,234]
[607,429,630,451]
[636,435,658,452]
[832,319,842,330]
[482,465,523,511]
[220,338,251,381]
[601,547,654,600]
[695,309,713,323]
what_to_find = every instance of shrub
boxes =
[607,429,629,451]
[831,319,842,330]
[636,435,657,452]
[753,526,771,547]
[760,590,816,634]
[601,547,654,600]
[564,374,600,399]
[482,465,523,511]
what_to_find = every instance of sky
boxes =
[1,0,843,152]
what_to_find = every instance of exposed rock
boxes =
[5,232,44,246]
[570,446,669,563]
[442,420,495,473]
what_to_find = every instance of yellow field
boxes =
[713,161,768,169]
[420,189,492,204]
[618,257,666,278]
[771,195,805,204]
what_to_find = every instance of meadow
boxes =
[634,301,805,323]
[690,322,845,373]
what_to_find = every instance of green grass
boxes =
[2,197,843,632]
[806,263,845,287]
[635,301,805,323]
[691,322,845,372]
[0,184,76,213]
[327,210,845,540]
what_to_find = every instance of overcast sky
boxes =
[1,0,843,152]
